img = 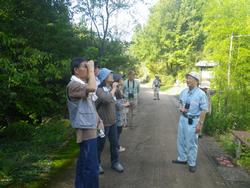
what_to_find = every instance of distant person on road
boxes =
[172,72,208,173]
[152,74,161,100]
[66,57,99,188]
[123,70,140,126]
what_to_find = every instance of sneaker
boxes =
[118,146,126,152]
[189,165,196,173]
[99,165,104,174]
[111,162,124,173]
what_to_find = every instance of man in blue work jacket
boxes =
[172,72,208,173]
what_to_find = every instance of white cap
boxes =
[186,72,200,82]
[200,81,210,89]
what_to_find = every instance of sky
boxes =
[71,0,158,42]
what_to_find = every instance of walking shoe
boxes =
[99,165,104,174]
[189,165,196,173]
[172,160,187,164]
[111,162,124,173]
[118,146,126,152]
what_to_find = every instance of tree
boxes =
[131,0,205,83]
[76,0,137,57]
[202,0,250,133]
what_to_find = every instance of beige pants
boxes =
[126,98,138,126]
[153,87,160,99]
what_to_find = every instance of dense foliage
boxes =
[0,0,135,126]
[0,0,137,186]
[202,0,250,133]
[131,0,205,84]
[131,0,250,132]
[0,119,77,186]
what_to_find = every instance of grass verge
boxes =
[217,133,250,172]
[0,118,79,188]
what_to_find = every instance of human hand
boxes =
[123,101,130,107]
[179,107,188,113]
[112,82,119,89]
[195,123,203,134]
[86,60,95,72]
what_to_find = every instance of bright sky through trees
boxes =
[71,0,158,41]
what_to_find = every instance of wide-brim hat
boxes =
[98,68,112,83]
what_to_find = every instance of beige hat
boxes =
[200,81,210,89]
[186,72,200,82]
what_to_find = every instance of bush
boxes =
[238,145,250,171]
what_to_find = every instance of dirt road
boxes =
[48,85,249,188]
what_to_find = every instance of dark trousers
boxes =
[75,138,99,188]
[97,124,119,165]
[117,126,123,148]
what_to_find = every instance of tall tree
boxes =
[131,0,205,83]
[202,0,250,131]
[76,0,137,57]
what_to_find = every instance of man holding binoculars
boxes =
[172,72,208,173]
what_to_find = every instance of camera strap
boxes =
[127,80,135,92]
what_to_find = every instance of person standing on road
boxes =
[199,81,212,138]
[123,70,140,126]
[113,73,130,152]
[66,57,99,188]
[152,75,161,100]
[172,72,208,173]
[96,68,124,174]
[199,81,212,115]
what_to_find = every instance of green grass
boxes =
[217,133,235,157]
[0,119,79,188]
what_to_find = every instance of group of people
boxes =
[66,57,140,188]
[66,56,210,187]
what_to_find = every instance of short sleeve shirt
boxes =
[179,87,208,116]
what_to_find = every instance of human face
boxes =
[74,61,88,81]
[94,67,99,77]
[118,79,124,86]
[128,73,135,81]
[105,73,114,85]
[186,75,198,89]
